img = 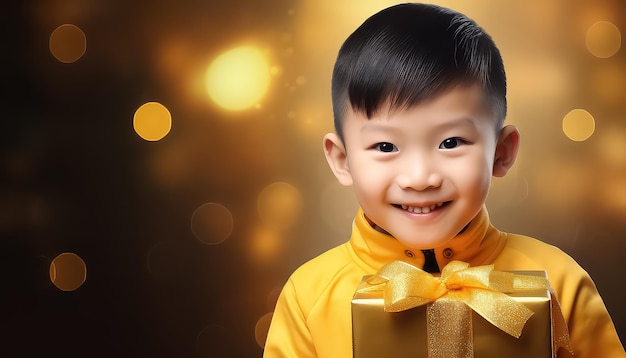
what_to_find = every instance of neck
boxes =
[363,213,471,247]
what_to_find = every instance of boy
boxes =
[264,3,624,357]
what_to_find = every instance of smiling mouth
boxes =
[393,202,447,214]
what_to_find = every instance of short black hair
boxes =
[331,3,507,140]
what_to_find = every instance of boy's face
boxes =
[324,84,519,249]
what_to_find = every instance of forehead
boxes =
[343,84,495,131]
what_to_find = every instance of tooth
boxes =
[422,206,430,214]
[402,205,407,210]
[429,205,436,210]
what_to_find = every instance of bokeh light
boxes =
[133,102,172,141]
[257,182,302,231]
[190,202,234,245]
[49,24,86,63]
[205,46,271,111]
[562,109,595,141]
[250,227,281,261]
[586,21,621,58]
[49,252,87,291]
[295,75,308,86]
[254,312,273,348]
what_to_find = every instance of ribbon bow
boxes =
[357,260,550,338]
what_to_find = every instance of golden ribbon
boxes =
[357,260,550,338]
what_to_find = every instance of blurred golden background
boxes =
[1,0,624,356]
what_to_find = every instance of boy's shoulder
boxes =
[503,232,576,263]
[284,241,367,308]
[289,241,359,285]
[498,232,589,282]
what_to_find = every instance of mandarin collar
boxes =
[349,206,507,272]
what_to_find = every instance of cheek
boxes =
[350,165,390,198]
[349,155,381,182]
[450,156,492,191]
[353,169,385,192]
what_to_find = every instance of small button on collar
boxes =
[404,250,415,258]
[443,248,454,259]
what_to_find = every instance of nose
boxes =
[395,155,443,191]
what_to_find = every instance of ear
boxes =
[323,133,353,186]
[493,125,520,177]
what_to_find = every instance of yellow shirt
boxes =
[263,208,624,357]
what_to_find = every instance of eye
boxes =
[373,142,398,153]
[439,137,465,149]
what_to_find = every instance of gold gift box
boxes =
[352,271,553,358]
